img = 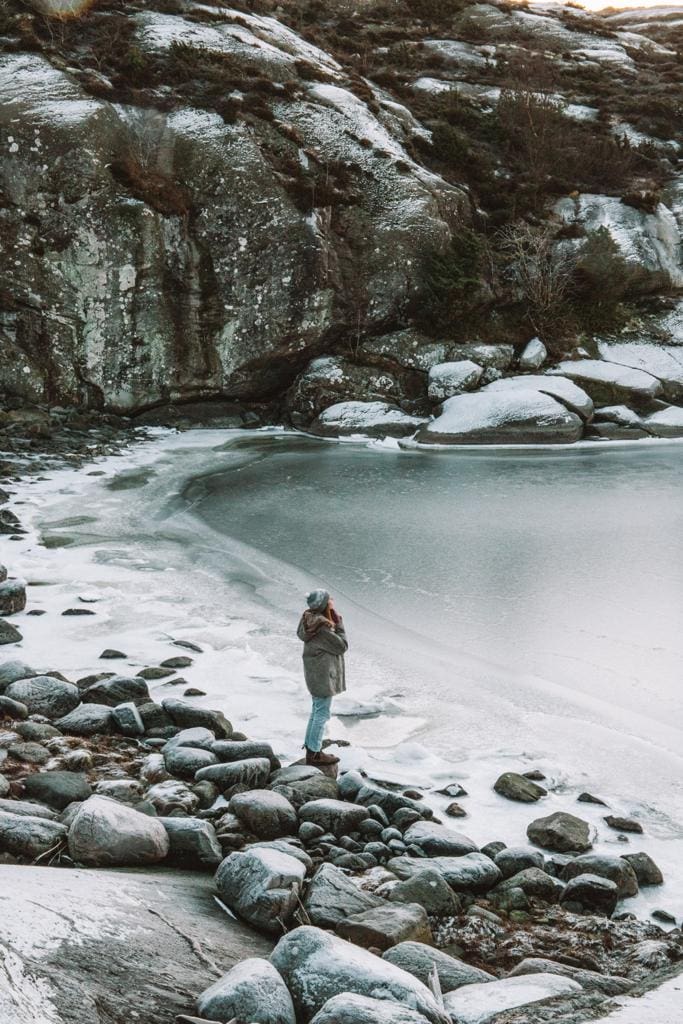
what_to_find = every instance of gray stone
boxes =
[0,798,59,820]
[272,772,339,809]
[562,853,639,898]
[341,772,431,820]
[197,957,295,1024]
[336,903,432,951]
[82,675,150,707]
[215,846,305,934]
[94,779,143,805]
[55,703,114,736]
[164,745,218,780]
[14,721,61,743]
[481,841,506,859]
[112,701,145,736]
[0,580,26,616]
[138,702,174,732]
[311,994,432,1024]
[249,840,313,872]
[560,873,619,915]
[5,677,79,720]
[270,926,448,1024]
[0,620,22,645]
[527,812,592,853]
[164,727,216,751]
[383,941,495,992]
[0,695,29,720]
[388,853,502,894]
[403,820,477,857]
[299,798,368,837]
[23,771,92,811]
[229,789,297,839]
[68,795,169,866]
[508,957,633,996]
[519,337,547,370]
[622,852,663,886]
[494,772,547,803]
[303,862,384,929]
[162,699,232,738]
[8,740,50,765]
[0,810,67,859]
[495,867,564,902]
[0,660,39,691]
[146,780,199,816]
[495,846,545,879]
[195,757,271,791]
[444,974,581,1023]
[0,774,8,798]
[213,739,279,767]
[604,814,643,834]
[388,868,461,917]
[160,817,223,869]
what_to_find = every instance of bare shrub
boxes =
[495,221,576,336]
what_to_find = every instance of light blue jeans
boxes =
[304,696,332,752]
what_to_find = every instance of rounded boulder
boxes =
[68,795,169,866]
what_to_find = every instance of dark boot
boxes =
[305,747,340,766]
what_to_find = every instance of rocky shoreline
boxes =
[0,445,682,1024]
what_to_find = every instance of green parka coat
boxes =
[297,611,348,698]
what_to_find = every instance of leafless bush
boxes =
[495,221,576,333]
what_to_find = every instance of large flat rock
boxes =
[0,864,271,1024]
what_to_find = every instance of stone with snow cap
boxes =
[403,820,478,857]
[270,926,449,1024]
[310,401,425,439]
[195,757,271,790]
[303,862,384,929]
[6,676,79,720]
[310,994,432,1024]
[299,798,368,836]
[644,404,683,437]
[483,374,593,420]
[548,360,662,404]
[197,957,295,1024]
[389,853,502,893]
[597,341,683,401]
[383,942,494,992]
[415,390,583,445]
[427,361,483,401]
[215,846,305,933]
[444,973,582,1023]
[519,337,547,370]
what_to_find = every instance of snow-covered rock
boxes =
[518,337,547,370]
[310,401,425,439]
[597,342,683,401]
[415,390,583,445]
[443,974,582,1024]
[310,993,432,1024]
[5,676,80,720]
[303,863,384,929]
[427,361,483,402]
[644,404,683,437]
[197,958,296,1024]
[483,375,593,420]
[389,852,502,893]
[549,360,662,404]
[402,821,478,857]
[383,942,494,993]
[216,846,306,934]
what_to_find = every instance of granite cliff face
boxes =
[0,0,682,433]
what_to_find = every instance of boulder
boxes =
[0,810,67,859]
[215,846,305,934]
[55,703,115,736]
[299,798,368,837]
[271,769,339,809]
[0,797,58,819]
[0,695,29,720]
[5,677,80,720]
[597,341,683,402]
[508,957,633,996]
[622,852,663,886]
[146,780,199,816]
[644,405,683,437]
[250,840,313,872]
[162,699,232,737]
[82,675,150,707]
[8,740,50,765]
[447,343,514,371]
[483,374,593,420]
[519,338,547,370]
[270,926,448,1024]
[388,853,502,894]
[561,853,639,898]
[68,795,170,866]
[415,390,583,445]
[548,360,662,404]
[15,721,61,743]
[160,817,223,869]
[527,812,592,853]
[336,903,433,951]
[402,821,478,857]
[494,846,545,879]
[140,753,172,786]
[165,727,216,752]
[309,401,425,439]
[444,974,581,1023]
[0,660,39,690]
[560,873,619,915]
[0,774,8,798]
[197,957,295,1024]
[112,702,145,736]
[303,862,385,929]
[195,757,271,791]
[138,702,175,732]
[494,772,547,803]
[23,771,92,811]
[340,773,430,820]
[427,361,483,401]
[310,994,432,1024]
[604,814,643,834]
[0,620,22,645]
[213,739,279,768]
[388,867,461,917]
[164,745,218,780]
[0,579,26,615]
[383,942,494,992]
[494,867,564,902]
[229,789,297,839]
[94,779,144,805]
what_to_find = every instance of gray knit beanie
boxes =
[306,589,330,612]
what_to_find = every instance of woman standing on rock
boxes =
[297,589,347,766]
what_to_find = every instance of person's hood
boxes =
[299,610,330,640]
